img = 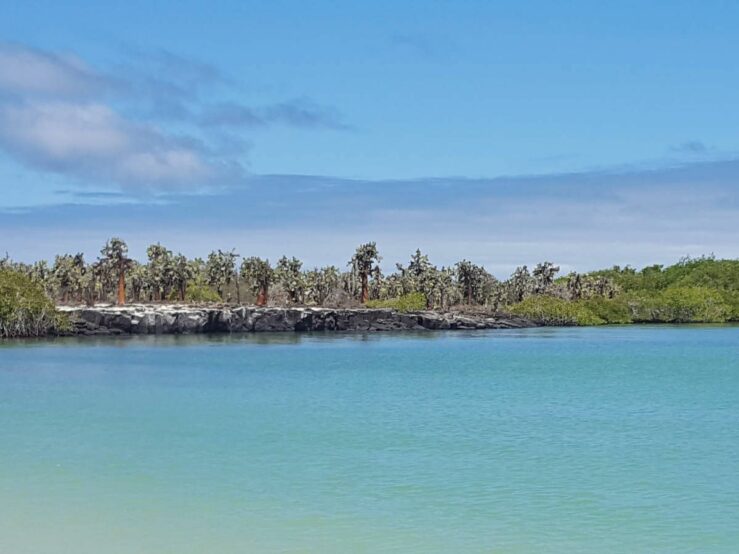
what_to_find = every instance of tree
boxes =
[53,254,84,303]
[455,260,482,304]
[507,265,534,303]
[70,254,86,302]
[188,257,207,285]
[147,243,174,301]
[481,274,503,309]
[417,267,439,309]
[128,262,147,302]
[566,272,584,300]
[0,268,65,338]
[241,257,273,306]
[532,261,560,295]
[350,242,381,303]
[79,259,106,307]
[437,266,458,309]
[305,266,340,305]
[390,249,435,303]
[29,260,53,297]
[275,256,305,304]
[100,238,132,305]
[407,250,436,308]
[455,260,498,306]
[589,276,618,298]
[207,249,240,302]
[172,254,193,301]
[578,275,618,299]
[408,249,432,279]
[382,272,405,299]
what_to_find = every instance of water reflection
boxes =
[1,323,737,350]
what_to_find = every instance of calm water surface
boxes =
[1,326,738,553]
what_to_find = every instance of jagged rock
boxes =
[175,312,207,334]
[57,305,538,336]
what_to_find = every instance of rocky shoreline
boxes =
[58,304,539,336]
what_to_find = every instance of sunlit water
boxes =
[1,326,738,553]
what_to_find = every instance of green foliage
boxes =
[389,250,460,309]
[720,290,739,321]
[349,242,382,302]
[559,257,739,324]
[305,266,340,305]
[171,254,194,301]
[455,260,498,305]
[591,257,739,294]
[661,286,730,322]
[147,243,175,300]
[624,286,730,323]
[3,238,738,328]
[509,285,731,326]
[275,256,305,304]
[505,265,534,303]
[241,257,274,294]
[0,269,69,337]
[100,237,131,304]
[532,261,560,294]
[366,292,427,312]
[206,249,240,300]
[566,273,619,300]
[579,296,633,324]
[509,296,605,326]
[184,283,222,303]
[351,242,381,274]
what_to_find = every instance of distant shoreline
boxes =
[2,303,736,340]
[4,247,737,338]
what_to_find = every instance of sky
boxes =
[1,0,738,276]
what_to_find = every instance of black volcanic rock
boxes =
[58,305,540,336]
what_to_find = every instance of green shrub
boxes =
[0,269,68,337]
[184,283,222,303]
[719,290,739,321]
[661,286,730,322]
[579,296,633,324]
[590,257,739,300]
[509,296,605,326]
[366,292,427,312]
[625,286,730,323]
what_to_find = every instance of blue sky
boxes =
[1,0,738,275]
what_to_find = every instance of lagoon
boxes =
[1,326,738,553]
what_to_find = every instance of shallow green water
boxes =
[1,326,738,553]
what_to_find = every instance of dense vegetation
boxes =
[1,237,737,335]
[0,269,69,338]
[511,258,739,325]
[366,292,427,312]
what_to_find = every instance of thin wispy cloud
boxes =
[0,43,110,98]
[199,98,350,130]
[111,48,231,119]
[389,33,458,61]
[670,140,710,155]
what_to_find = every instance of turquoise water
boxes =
[1,326,738,553]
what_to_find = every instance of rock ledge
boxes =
[58,305,538,336]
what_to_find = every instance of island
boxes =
[1,238,737,338]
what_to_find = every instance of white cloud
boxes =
[0,43,345,190]
[0,101,223,187]
[0,43,243,189]
[0,102,129,159]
